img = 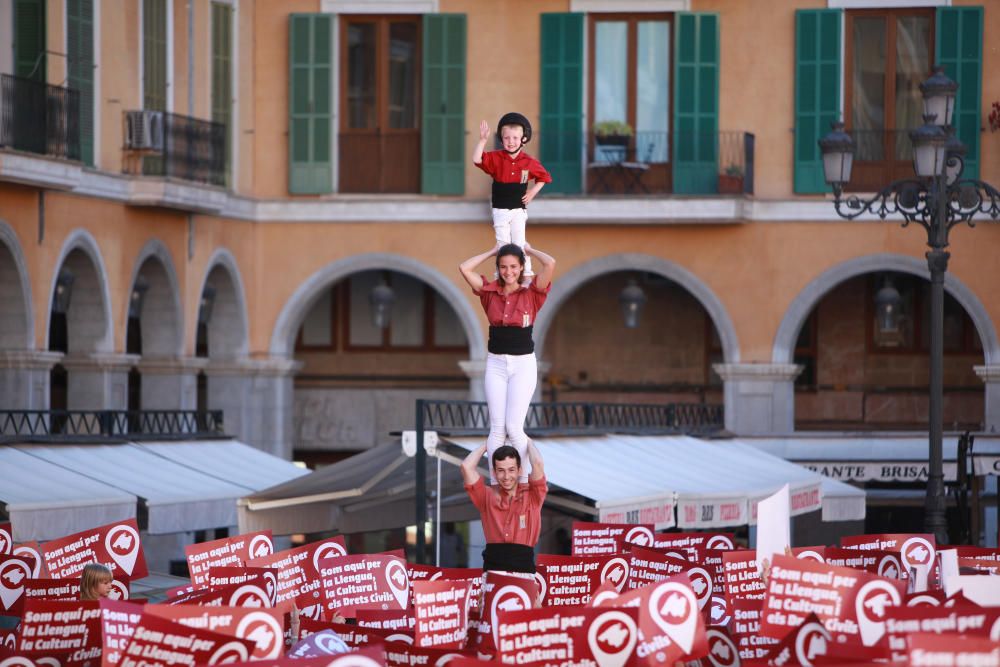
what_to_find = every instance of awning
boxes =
[238,434,866,536]
[446,435,862,529]
[0,446,137,541]
[238,443,478,536]
[5,440,308,537]
[740,435,1000,482]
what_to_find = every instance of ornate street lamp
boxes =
[129,276,150,319]
[819,66,1000,545]
[52,270,75,314]
[874,277,902,336]
[619,279,648,329]
[199,286,217,325]
[369,282,396,330]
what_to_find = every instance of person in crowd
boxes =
[79,562,114,600]
[459,242,556,482]
[461,440,547,573]
[473,113,552,283]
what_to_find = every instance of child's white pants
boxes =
[491,208,533,276]
[484,351,537,483]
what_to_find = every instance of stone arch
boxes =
[532,253,741,363]
[772,253,1000,365]
[0,221,34,350]
[46,229,113,354]
[269,253,485,359]
[126,239,184,357]
[197,248,250,359]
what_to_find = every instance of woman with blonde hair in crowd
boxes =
[79,563,114,600]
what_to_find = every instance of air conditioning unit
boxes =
[124,110,164,151]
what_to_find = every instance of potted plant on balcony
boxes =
[593,120,633,147]
[718,163,744,194]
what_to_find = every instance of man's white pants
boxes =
[484,351,537,483]
[491,208,533,276]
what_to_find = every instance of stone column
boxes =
[213,357,301,459]
[62,353,139,411]
[138,357,206,410]
[0,350,63,410]
[458,359,486,402]
[713,363,803,435]
[975,365,1000,433]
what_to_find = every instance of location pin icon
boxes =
[385,561,410,608]
[648,581,699,654]
[105,524,140,576]
[0,560,30,610]
[587,610,637,667]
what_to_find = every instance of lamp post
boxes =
[819,66,1000,544]
[619,279,648,329]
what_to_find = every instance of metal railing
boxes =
[0,73,80,160]
[0,410,224,441]
[416,399,724,436]
[123,110,226,187]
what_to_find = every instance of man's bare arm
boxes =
[461,443,487,485]
[527,439,545,481]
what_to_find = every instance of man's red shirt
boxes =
[474,277,550,328]
[475,150,552,185]
[465,475,547,546]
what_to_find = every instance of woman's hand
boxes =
[479,120,490,141]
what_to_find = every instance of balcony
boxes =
[0,409,225,442]
[582,131,754,196]
[0,73,83,189]
[122,110,228,212]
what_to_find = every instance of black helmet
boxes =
[496,112,532,144]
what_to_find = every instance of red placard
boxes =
[146,605,286,659]
[23,577,80,601]
[764,613,832,666]
[205,648,387,667]
[728,598,778,662]
[412,580,472,650]
[18,599,102,665]
[536,553,631,606]
[825,546,905,579]
[0,553,35,615]
[476,572,539,653]
[841,534,936,574]
[99,599,144,667]
[41,520,148,581]
[356,609,415,632]
[118,612,254,667]
[651,533,736,559]
[495,606,640,667]
[208,567,276,604]
[907,632,1000,665]
[571,522,655,556]
[0,524,11,555]
[627,546,713,612]
[301,620,387,649]
[382,642,475,667]
[633,573,709,666]
[185,532,273,588]
[288,630,350,658]
[246,536,346,604]
[761,554,906,648]
[166,576,271,608]
[952,546,1000,562]
[722,550,764,603]
[318,554,410,620]
[13,543,46,578]
[883,604,1000,662]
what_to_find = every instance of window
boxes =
[339,16,420,193]
[211,2,234,185]
[588,14,671,192]
[296,271,466,352]
[845,8,933,191]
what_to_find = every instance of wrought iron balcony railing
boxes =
[122,110,226,187]
[0,410,225,442]
[0,73,80,160]
[415,399,724,437]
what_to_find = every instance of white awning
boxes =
[739,434,1000,482]
[0,446,137,541]
[10,440,307,535]
[444,435,863,529]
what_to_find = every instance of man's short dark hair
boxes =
[492,445,521,469]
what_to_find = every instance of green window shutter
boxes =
[673,12,719,194]
[67,0,94,165]
[143,0,167,111]
[421,14,466,195]
[539,13,583,194]
[288,13,333,194]
[937,6,983,181]
[14,0,46,82]
[212,2,233,185]
[793,9,841,194]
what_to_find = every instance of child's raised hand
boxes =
[479,120,490,141]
